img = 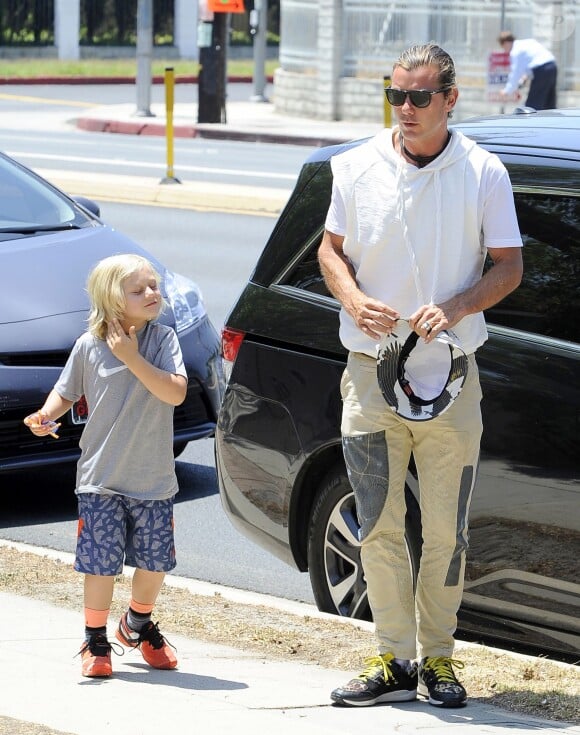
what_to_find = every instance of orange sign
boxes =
[208,0,245,12]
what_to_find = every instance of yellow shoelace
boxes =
[423,656,464,682]
[356,653,396,682]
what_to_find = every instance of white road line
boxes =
[7,150,298,182]
[0,92,96,107]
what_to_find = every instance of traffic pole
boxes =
[161,67,181,184]
[250,0,268,102]
[383,75,391,128]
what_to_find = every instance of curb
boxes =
[0,538,373,633]
[76,115,197,138]
[0,75,273,86]
[74,115,354,147]
[1,538,571,671]
[38,167,291,216]
[192,125,352,147]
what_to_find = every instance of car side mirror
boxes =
[72,196,100,218]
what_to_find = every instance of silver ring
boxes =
[421,321,432,332]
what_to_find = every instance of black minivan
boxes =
[215,110,580,660]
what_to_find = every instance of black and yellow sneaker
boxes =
[331,653,418,707]
[418,656,467,707]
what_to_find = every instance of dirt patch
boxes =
[0,715,75,735]
[0,545,578,724]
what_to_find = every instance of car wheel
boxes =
[307,465,371,620]
[307,463,422,621]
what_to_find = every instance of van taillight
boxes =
[221,327,245,363]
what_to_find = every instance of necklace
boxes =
[400,132,451,168]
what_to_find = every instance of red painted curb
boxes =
[76,116,197,138]
[75,115,349,147]
[0,75,273,85]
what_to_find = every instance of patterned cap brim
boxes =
[377,323,468,421]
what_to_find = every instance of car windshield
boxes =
[0,154,91,237]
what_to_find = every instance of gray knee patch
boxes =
[342,432,388,540]
[445,464,475,586]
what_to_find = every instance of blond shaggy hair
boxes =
[87,254,163,340]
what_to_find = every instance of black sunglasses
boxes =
[384,87,451,108]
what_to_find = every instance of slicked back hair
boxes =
[394,42,456,90]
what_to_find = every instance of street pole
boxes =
[198,12,228,123]
[136,0,154,117]
[250,0,268,102]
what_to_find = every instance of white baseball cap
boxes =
[376,321,468,421]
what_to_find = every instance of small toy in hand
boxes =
[23,413,60,439]
[42,419,60,439]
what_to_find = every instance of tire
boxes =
[307,463,422,621]
[307,465,371,620]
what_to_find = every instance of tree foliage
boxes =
[0,0,280,47]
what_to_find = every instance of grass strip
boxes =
[0,58,279,80]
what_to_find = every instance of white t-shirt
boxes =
[503,39,556,95]
[325,127,522,357]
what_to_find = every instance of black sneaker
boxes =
[418,656,467,707]
[331,653,418,707]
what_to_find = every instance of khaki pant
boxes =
[340,351,482,659]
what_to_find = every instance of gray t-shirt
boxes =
[55,322,187,500]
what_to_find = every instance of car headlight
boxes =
[164,271,206,334]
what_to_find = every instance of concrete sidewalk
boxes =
[38,166,293,217]
[1,545,579,735]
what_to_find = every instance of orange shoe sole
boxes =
[82,653,112,677]
[140,642,178,669]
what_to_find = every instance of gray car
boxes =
[0,150,224,472]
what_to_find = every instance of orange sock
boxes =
[84,607,109,629]
[130,598,154,615]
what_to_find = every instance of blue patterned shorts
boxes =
[75,493,176,576]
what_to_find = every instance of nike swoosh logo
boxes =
[98,364,128,378]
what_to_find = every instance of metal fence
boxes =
[341,0,536,81]
[279,0,318,71]
[281,0,580,89]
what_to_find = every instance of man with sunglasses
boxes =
[318,43,523,709]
